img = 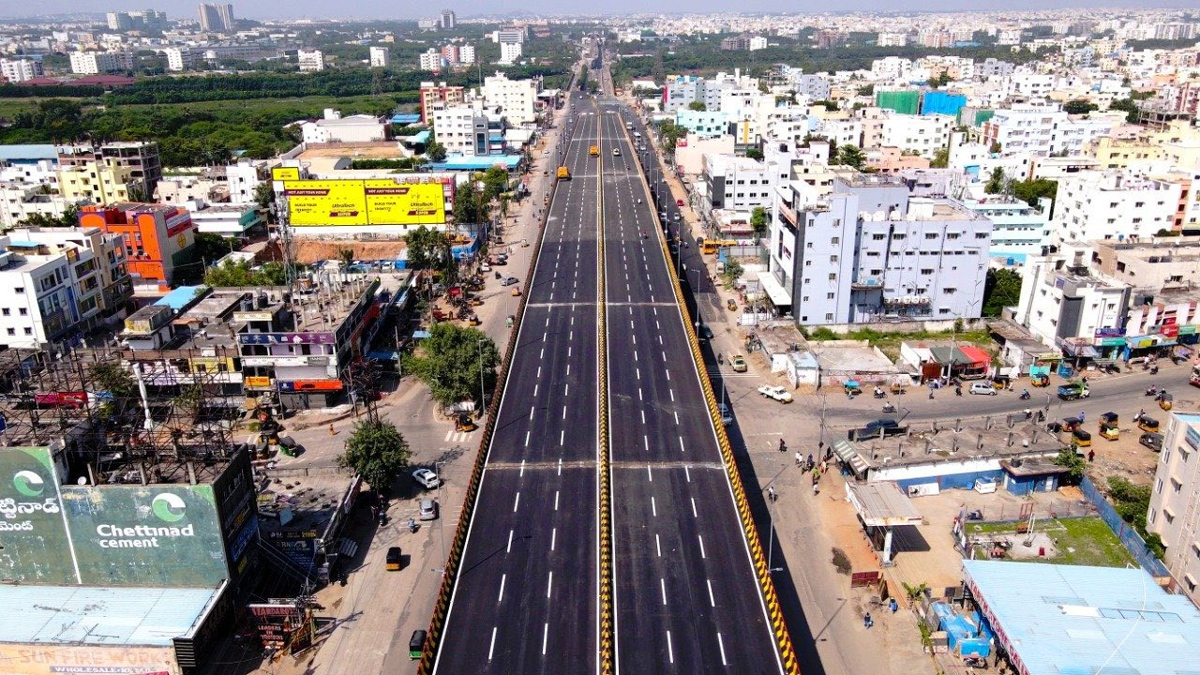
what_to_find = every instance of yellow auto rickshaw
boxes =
[1061,417,1082,433]
[1138,416,1160,433]
[1099,425,1119,441]
[1072,429,1092,447]
[1159,393,1173,411]
[1031,374,1050,387]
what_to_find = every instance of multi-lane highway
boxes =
[433,88,789,674]
[433,96,600,674]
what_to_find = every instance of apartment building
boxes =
[419,48,444,72]
[0,182,72,230]
[980,102,1068,156]
[369,46,390,68]
[0,227,131,348]
[482,72,538,125]
[69,51,129,75]
[768,173,992,326]
[880,113,953,159]
[79,203,197,286]
[459,45,476,65]
[440,9,456,30]
[420,82,466,124]
[198,3,236,32]
[498,41,522,66]
[431,107,489,156]
[297,49,325,72]
[703,154,779,214]
[1147,413,1200,606]
[1,58,44,83]
[1053,171,1181,243]
[1015,250,1130,346]
[163,47,194,72]
[675,110,728,139]
[225,160,270,205]
[57,142,162,199]
[962,196,1053,262]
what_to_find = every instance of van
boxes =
[969,382,997,396]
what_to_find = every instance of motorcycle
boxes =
[1019,390,1031,400]
[718,353,724,365]
[495,271,502,280]
[873,388,886,399]
[1150,365,1159,375]
[1146,386,1159,397]
[882,402,896,414]
[963,655,988,669]
[408,518,419,534]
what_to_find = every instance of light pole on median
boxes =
[434,458,448,575]
[762,463,790,574]
[477,338,487,414]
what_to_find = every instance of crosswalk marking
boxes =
[444,429,474,444]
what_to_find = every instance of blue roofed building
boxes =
[963,560,1200,674]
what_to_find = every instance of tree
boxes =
[19,204,78,229]
[687,100,707,111]
[927,72,952,89]
[750,206,769,238]
[453,181,488,225]
[721,259,744,289]
[90,361,137,422]
[988,141,1001,154]
[1010,178,1058,207]
[1063,99,1097,115]
[194,232,239,266]
[1052,447,1086,485]
[337,419,411,491]
[203,260,288,287]
[254,181,276,220]
[402,323,500,406]
[985,167,1005,194]
[856,84,874,96]
[1108,98,1141,124]
[405,226,444,271]
[744,147,763,161]
[930,146,949,168]
[835,144,866,170]
[981,268,1021,317]
[338,248,355,266]
[480,166,510,203]
[426,140,447,162]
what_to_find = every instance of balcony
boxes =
[778,202,797,227]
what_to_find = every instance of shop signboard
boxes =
[238,332,336,345]
[0,447,75,584]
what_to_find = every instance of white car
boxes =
[411,468,441,490]
[757,385,794,403]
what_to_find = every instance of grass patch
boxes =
[968,516,1134,568]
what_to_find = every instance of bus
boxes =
[701,239,738,255]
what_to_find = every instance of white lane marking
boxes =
[665,369,670,381]
[513,492,521,513]
[551,527,557,551]
[520,459,526,477]
[636,368,640,380]
[525,431,531,447]
[644,436,649,452]
[674,411,680,425]
[488,627,499,660]
[507,529,514,553]
[685,466,691,482]
[562,405,567,420]
[707,579,716,607]
[698,535,706,558]
[656,320,660,329]
[537,366,542,378]
[568,346,572,357]
[670,389,675,402]
[666,631,674,664]
[530,406,536,420]
[560,429,565,446]
[638,388,643,401]
[717,633,729,666]
[444,429,453,442]
[565,383,569,397]
[547,571,554,598]
[646,464,652,481]
[554,490,561,510]
[498,574,507,602]
[661,578,668,606]
[640,409,645,423]
[566,363,571,376]
[651,497,657,517]
[691,498,698,517]
[533,384,539,397]
[542,623,549,655]
[679,437,686,453]
[659,335,663,345]
[633,351,638,362]
[656,534,662,557]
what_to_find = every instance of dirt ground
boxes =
[292,240,407,264]
[1082,420,1163,487]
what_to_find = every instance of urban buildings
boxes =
[1148,412,1200,606]
[482,72,538,125]
[419,48,444,73]
[431,107,489,156]
[78,203,197,286]
[768,172,992,325]
[441,9,456,30]
[69,51,130,75]
[163,47,194,72]
[297,49,325,72]
[198,3,236,32]
[57,142,163,206]
[498,40,523,65]
[1,58,44,82]
[369,46,390,68]
[301,111,389,144]
[1052,171,1182,243]
[420,82,467,124]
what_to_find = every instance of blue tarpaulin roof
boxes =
[390,114,421,125]
[0,144,56,162]
[432,155,522,171]
[407,130,431,144]
[153,285,207,311]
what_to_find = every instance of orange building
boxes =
[79,203,196,286]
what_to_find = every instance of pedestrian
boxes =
[889,598,898,613]
[863,612,873,628]
[1079,411,1085,423]
[779,438,787,453]
[768,486,776,503]
[1088,449,1095,462]
[820,460,828,474]
[807,453,814,468]
[329,424,336,436]
[795,451,803,468]
[929,389,935,400]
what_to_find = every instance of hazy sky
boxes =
[7,0,1190,21]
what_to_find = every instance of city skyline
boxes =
[1,0,1194,21]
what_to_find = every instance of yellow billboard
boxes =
[272,166,300,181]
[365,180,446,225]
[284,180,368,226]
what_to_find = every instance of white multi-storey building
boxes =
[419,48,444,72]
[1,58,44,82]
[1014,248,1128,346]
[880,113,953,159]
[482,72,537,125]
[703,154,779,214]
[980,102,1068,157]
[369,46,390,68]
[458,45,476,65]
[1148,412,1200,606]
[297,49,325,72]
[498,41,522,65]
[69,51,128,75]
[767,172,992,325]
[1052,172,1181,243]
[431,107,488,156]
[962,196,1053,263]
[163,47,193,72]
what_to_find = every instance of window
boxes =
[23,328,31,335]
[827,292,835,299]
[828,273,837,281]
[925,232,938,239]
[831,237,839,245]
[1156,478,1164,494]
[830,255,839,263]
[920,268,935,275]
[872,234,885,240]
[18,308,26,316]
[825,313,833,320]
[14,287,23,294]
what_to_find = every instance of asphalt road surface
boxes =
[600,105,785,674]
[433,95,600,675]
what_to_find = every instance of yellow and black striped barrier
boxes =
[596,129,617,675]
[641,152,801,674]
[417,134,561,675]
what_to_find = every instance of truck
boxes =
[589,145,600,156]
[556,166,571,180]
[1056,382,1090,401]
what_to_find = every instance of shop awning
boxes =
[958,345,991,366]
[758,273,792,307]
[846,482,923,527]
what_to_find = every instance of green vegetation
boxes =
[90,362,137,422]
[337,419,411,491]
[745,147,764,160]
[930,146,949,168]
[348,157,427,171]
[687,100,707,111]
[720,259,744,289]
[1106,476,1165,558]
[402,323,500,406]
[834,145,866,170]
[1063,99,1098,115]
[657,119,689,156]
[985,167,1006,194]
[203,260,288,287]
[982,268,1022,317]
[750,206,768,238]
[1053,447,1086,484]
[970,517,1134,568]
[194,232,241,265]
[1010,178,1058,207]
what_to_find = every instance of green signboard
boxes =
[0,447,76,585]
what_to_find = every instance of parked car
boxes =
[386,546,403,571]
[757,385,794,403]
[1140,432,1164,452]
[501,276,519,287]
[699,325,713,340]
[418,498,438,521]
[969,382,998,396]
[411,468,441,490]
[730,354,747,372]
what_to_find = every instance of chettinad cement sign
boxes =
[0,447,229,587]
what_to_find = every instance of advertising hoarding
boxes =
[364,180,446,225]
[272,167,300,182]
[284,180,368,227]
[0,644,177,675]
[0,447,75,585]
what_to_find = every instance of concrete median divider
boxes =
[417,162,558,675]
[596,132,616,675]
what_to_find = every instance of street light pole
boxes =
[477,338,486,413]
[762,463,789,573]
[435,459,448,575]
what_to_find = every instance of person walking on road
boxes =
[779,438,787,453]
[768,486,777,503]
[795,451,803,468]
[863,612,873,629]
